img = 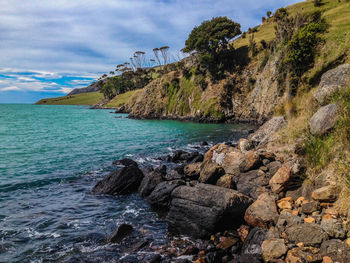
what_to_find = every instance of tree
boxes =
[314,0,323,7]
[159,46,170,65]
[183,16,241,55]
[134,51,146,69]
[109,71,115,75]
[182,16,241,78]
[153,48,161,65]
[267,11,272,18]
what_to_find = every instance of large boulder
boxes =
[312,185,340,202]
[167,183,253,238]
[147,180,185,210]
[248,116,286,147]
[92,164,144,195]
[314,64,350,105]
[244,193,279,229]
[285,223,328,247]
[184,162,201,180]
[138,166,165,197]
[309,103,338,136]
[239,151,262,173]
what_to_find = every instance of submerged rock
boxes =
[167,183,253,238]
[92,164,144,195]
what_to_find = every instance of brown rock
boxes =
[184,162,201,180]
[322,256,333,263]
[216,174,235,189]
[199,162,225,184]
[304,217,316,224]
[239,151,262,172]
[295,197,305,207]
[277,198,293,210]
[301,201,319,214]
[238,225,250,242]
[238,138,252,152]
[324,208,338,217]
[312,185,339,202]
[269,163,291,194]
[285,223,328,247]
[216,237,239,250]
[286,247,322,263]
[261,239,287,262]
[244,192,279,229]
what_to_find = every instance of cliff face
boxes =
[124,53,282,124]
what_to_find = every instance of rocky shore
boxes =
[91,110,349,262]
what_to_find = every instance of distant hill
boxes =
[68,79,106,95]
[35,91,104,105]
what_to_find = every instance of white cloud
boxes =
[0,86,21,91]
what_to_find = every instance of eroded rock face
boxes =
[216,174,236,189]
[184,162,201,180]
[167,183,253,238]
[92,165,144,195]
[309,104,338,136]
[199,162,225,184]
[314,64,350,105]
[285,223,328,247]
[244,193,279,229]
[138,167,165,197]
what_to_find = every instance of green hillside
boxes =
[35,92,104,105]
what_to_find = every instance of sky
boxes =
[0,0,302,103]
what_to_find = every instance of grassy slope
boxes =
[105,89,143,108]
[35,92,104,105]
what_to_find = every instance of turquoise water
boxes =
[0,104,252,262]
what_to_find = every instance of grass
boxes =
[105,89,143,108]
[35,92,104,105]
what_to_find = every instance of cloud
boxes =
[0,0,303,102]
[0,86,21,91]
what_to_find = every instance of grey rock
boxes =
[262,239,287,261]
[237,169,270,199]
[167,183,253,238]
[92,165,144,195]
[275,211,302,234]
[310,103,338,135]
[320,239,350,263]
[248,116,286,147]
[266,161,282,176]
[300,201,319,214]
[314,64,350,105]
[286,223,328,247]
[240,227,268,261]
[147,180,185,210]
[321,218,347,239]
[109,224,133,243]
[138,167,165,197]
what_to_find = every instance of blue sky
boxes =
[0,0,302,103]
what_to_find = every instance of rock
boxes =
[312,185,340,202]
[113,158,138,167]
[240,227,267,261]
[320,218,347,239]
[322,256,333,263]
[301,201,319,214]
[239,151,262,172]
[304,217,316,224]
[286,247,322,263]
[276,211,302,233]
[244,193,279,229]
[310,104,338,135]
[164,169,185,181]
[277,197,293,210]
[199,162,225,184]
[320,239,350,263]
[169,150,202,163]
[184,162,201,180]
[238,138,253,152]
[295,197,305,207]
[167,183,253,238]
[314,64,350,105]
[248,116,286,147]
[286,223,328,247]
[269,160,303,194]
[147,180,185,210]
[109,224,134,243]
[138,167,164,197]
[148,254,162,263]
[216,237,239,250]
[237,169,270,199]
[266,161,282,176]
[92,165,144,195]
[261,239,287,262]
[216,174,236,189]
[238,225,250,242]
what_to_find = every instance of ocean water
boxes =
[0,104,253,262]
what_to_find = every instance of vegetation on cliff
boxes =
[35,91,104,105]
